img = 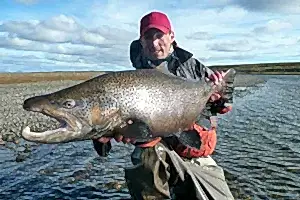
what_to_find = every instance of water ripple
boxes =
[215,75,300,199]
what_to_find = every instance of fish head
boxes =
[21,90,96,144]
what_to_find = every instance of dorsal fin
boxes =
[153,62,204,84]
[222,68,236,83]
[154,61,172,75]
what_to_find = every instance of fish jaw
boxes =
[21,116,93,144]
[21,95,94,144]
[22,125,83,144]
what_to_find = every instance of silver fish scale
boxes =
[88,69,214,136]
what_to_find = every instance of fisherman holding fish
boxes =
[20,10,235,200]
[93,11,235,200]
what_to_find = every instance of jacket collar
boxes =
[144,45,194,69]
[172,45,194,64]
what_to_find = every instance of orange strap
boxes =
[137,137,162,148]
[177,125,217,158]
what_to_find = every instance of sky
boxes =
[0,0,300,72]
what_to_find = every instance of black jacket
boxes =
[129,40,214,81]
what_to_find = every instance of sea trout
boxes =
[21,68,236,144]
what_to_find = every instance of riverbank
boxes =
[1,61,300,84]
[209,61,300,75]
[0,71,107,84]
[0,70,267,87]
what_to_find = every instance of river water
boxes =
[0,75,299,200]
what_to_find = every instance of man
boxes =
[93,11,235,200]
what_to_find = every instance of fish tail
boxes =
[220,69,236,103]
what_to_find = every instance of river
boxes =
[0,75,299,199]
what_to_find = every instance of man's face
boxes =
[140,28,175,60]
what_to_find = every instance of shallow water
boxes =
[0,75,300,199]
[0,141,135,200]
[216,75,300,199]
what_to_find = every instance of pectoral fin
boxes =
[91,96,122,132]
[154,61,172,75]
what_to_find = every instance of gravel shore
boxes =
[0,72,266,161]
[0,80,84,161]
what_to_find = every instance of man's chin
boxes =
[151,53,166,60]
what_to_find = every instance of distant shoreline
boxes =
[0,71,107,84]
[208,61,300,75]
[0,61,299,85]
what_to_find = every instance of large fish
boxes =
[21,67,236,144]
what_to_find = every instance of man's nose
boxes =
[152,38,159,47]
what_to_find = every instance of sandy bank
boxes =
[0,71,106,84]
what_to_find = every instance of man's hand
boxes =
[208,70,224,85]
[206,70,233,115]
[94,119,137,145]
[94,135,136,144]
[92,120,138,157]
[206,70,225,102]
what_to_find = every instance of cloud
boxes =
[186,32,215,40]
[199,52,256,64]
[15,0,38,5]
[0,14,137,71]
[230,0,300,14]
[207,39,253,52]
[0,50,130,73]
[0,15,136,45]
[253,20,293,34]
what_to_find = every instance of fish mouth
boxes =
[21,108,93,144]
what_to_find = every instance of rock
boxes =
[71,170,90,181]
[104,182,126,191]
[0,135,5,145]
[2,133,16,143]
[16,146,26,152]
[23,144,32,153]
[15,153,29,162]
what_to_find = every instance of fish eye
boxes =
[62,99,76,109]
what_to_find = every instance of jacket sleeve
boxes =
[193,58,214,80]
[129,40,143,69]
[177,56,214,82]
